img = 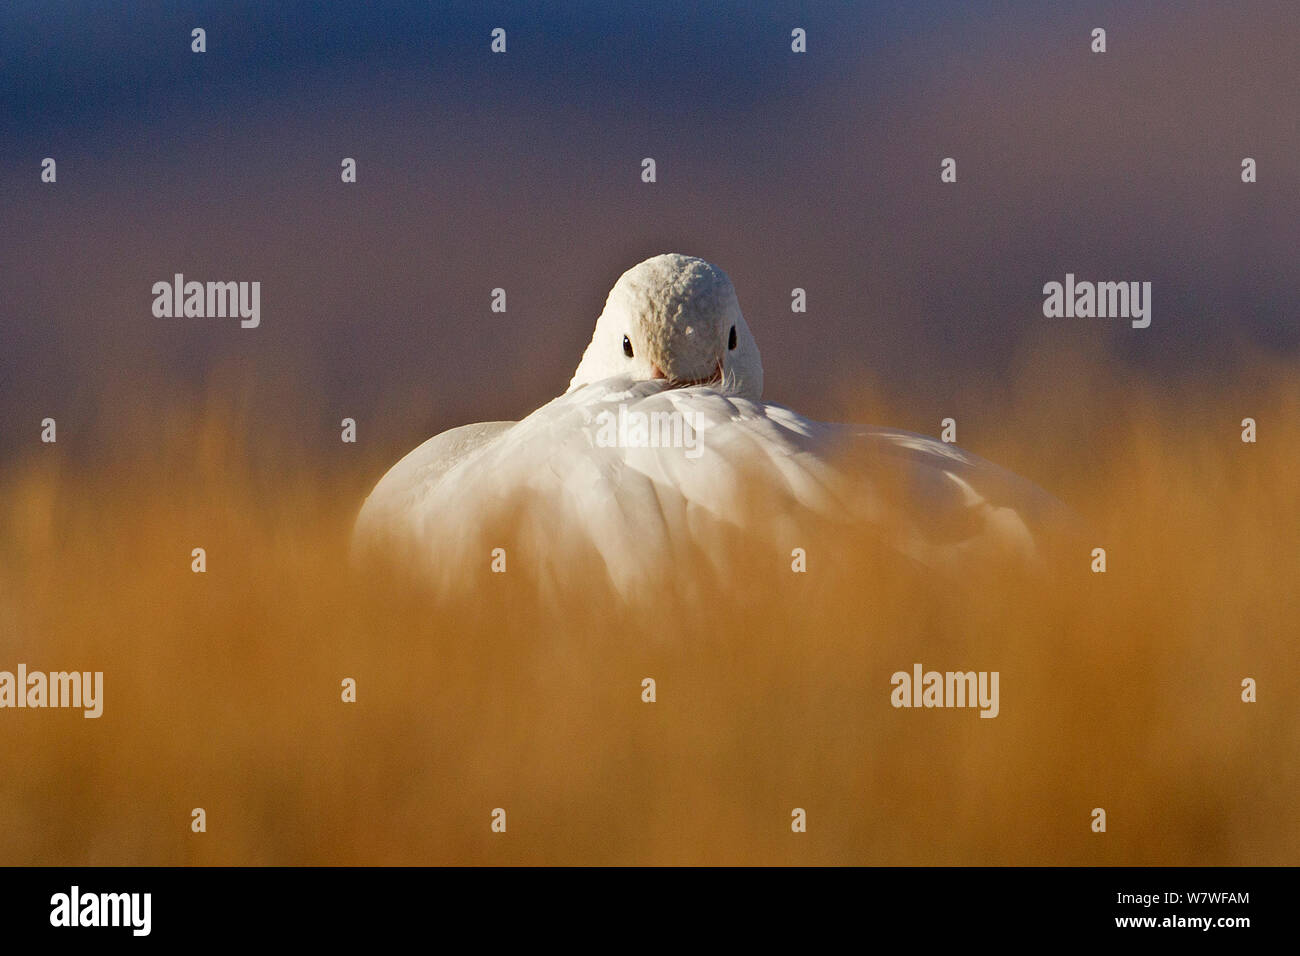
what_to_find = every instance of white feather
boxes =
[354,255,1064,599]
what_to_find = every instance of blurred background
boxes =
[1,0,1296,467]
[0,1,1296,865]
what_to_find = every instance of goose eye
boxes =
[623,335,634,358]
[728,325,737,350]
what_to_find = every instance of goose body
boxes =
[355,254,1062,597]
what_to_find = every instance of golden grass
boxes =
[1,352,1296,865]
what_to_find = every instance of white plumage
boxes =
[355,254,1062,598]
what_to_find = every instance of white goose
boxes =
[355,254,1063,599]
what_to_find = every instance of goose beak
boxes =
[652,358,724,388]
